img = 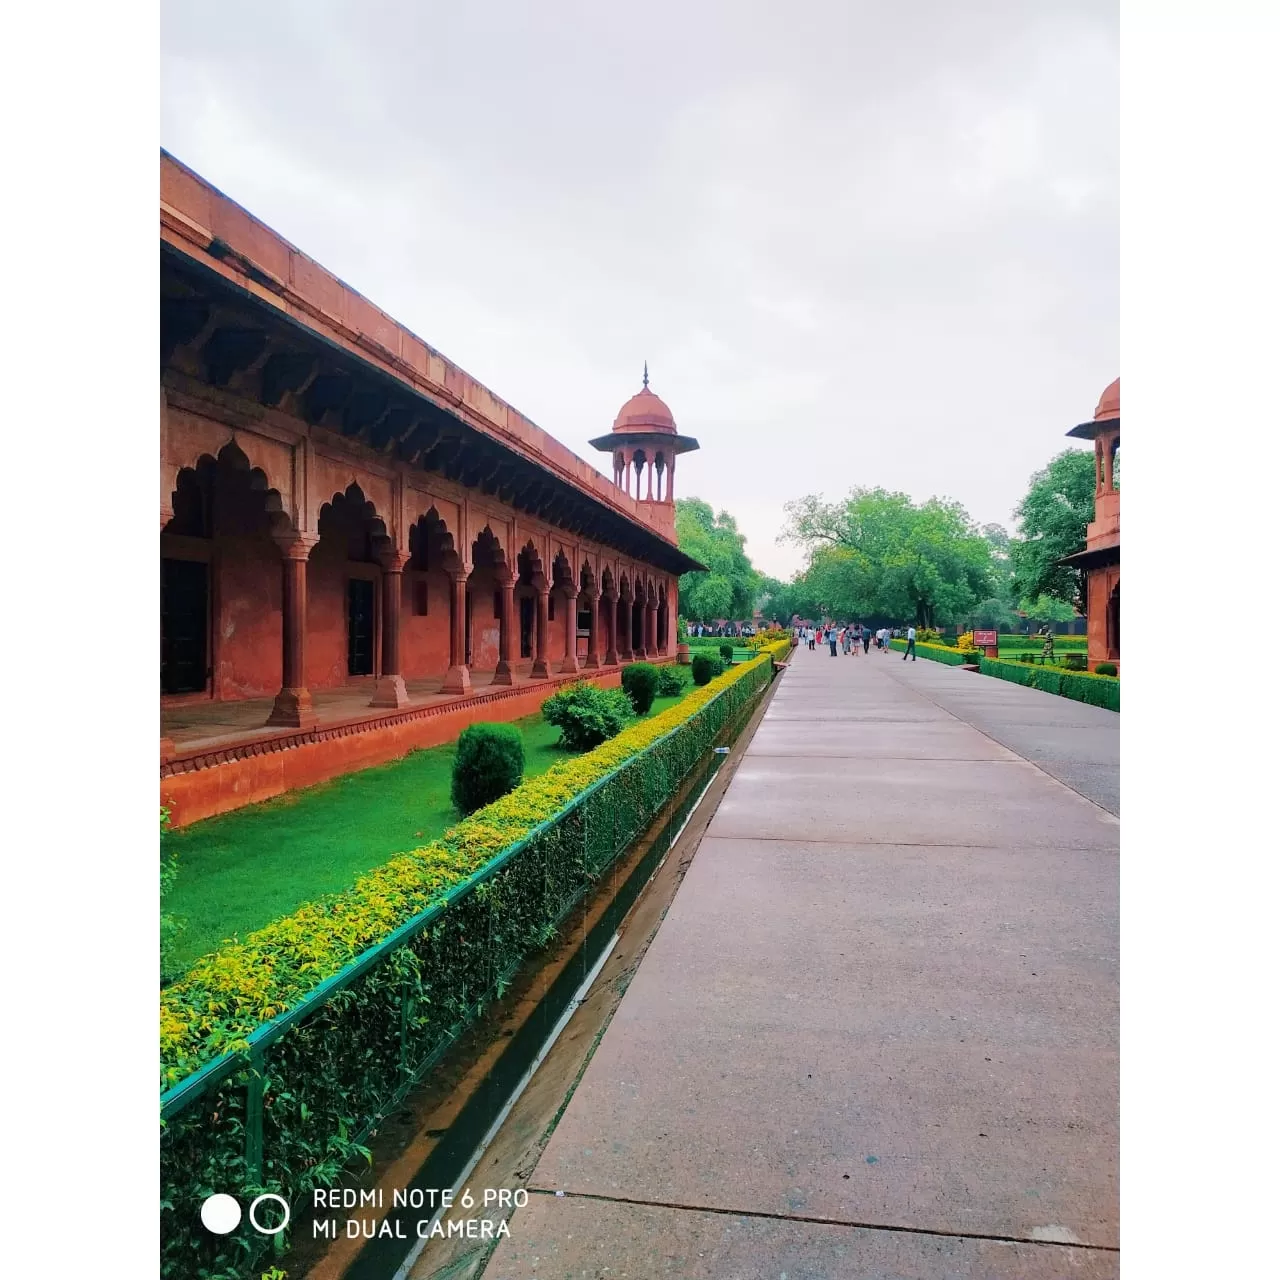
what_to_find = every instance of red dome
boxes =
[1094,377,1120,421]
[613,386,676,434]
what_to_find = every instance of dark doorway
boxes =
[348,579,375,676]
[1106,582,1120,658]
[632,601,643,652]
[520,595,535,658]
[161,558,208,694]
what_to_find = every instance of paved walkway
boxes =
[486,646,1119,1279]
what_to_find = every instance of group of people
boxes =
[794,623,919,660]
[688,621,757,638]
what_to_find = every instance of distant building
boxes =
[1059,378,1120,672]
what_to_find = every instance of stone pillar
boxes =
[531,585,552,679]
[442,570,472,694]
[618,596,634,662]
[371,550,410,708]
[667,452,676,503]
[584,589,601,669]
[603,592,618,665]
[561,588,581,673]
[267,533,319,729]
[493,576,515,685]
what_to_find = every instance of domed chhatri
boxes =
[613,386,677,433]
[1094,377,1119,422]
[589,365,700,521]
[612,364,677,433]
[1059,375,1120,674]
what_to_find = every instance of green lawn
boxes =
[163,688,691,976]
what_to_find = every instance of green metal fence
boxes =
[160,654,774,1279]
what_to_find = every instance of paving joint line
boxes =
[742,753,1023,762]
[527,1187,1119,1253]
[702,831,1117,851]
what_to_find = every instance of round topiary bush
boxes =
[621,662,661,714]
[691,654,724,686]
[541,682,634,751]
[1095,661,1117,677]
[719,643,734,663]
[656,664,686,697]
[451,722,525,816]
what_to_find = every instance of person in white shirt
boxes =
[903,625,917,661]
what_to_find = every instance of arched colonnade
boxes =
[161,442,676,729]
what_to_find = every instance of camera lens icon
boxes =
[200,1193,290,1236]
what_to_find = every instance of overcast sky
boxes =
[161,1,1117,580]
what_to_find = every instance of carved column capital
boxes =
[273,532,319,561]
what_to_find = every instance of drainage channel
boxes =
[289,678,774,1280]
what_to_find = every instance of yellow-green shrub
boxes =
[161,651,776,1280]
[160,652,775,1084]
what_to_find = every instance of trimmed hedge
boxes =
[160,652,780,1082]
[889,639,967,666]
[977,656,1120,711]
[656,664,687,697]
[542,681,633,750]
[891,639,1119,711]
[450,722,525,815]
[621,662,661,714]
[161,650,779,1279]
[691,653,724,685]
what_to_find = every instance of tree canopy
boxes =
[1008,449,1096,612]
[674,498,762,622]
[777,487,994,627]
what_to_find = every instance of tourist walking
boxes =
[903,624,917,661]
[862,625,871,654]
[828,626,838,657]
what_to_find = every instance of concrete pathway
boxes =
[485,646,1119,1279]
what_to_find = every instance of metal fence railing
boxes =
[160,653,775,1279]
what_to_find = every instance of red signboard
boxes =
[972,630,998,647]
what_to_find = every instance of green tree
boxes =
[780,488,994,627]
[969,597,1018,631]
[981,523,1016,603]
[1009,450,1096,611]
[675,498,762,622]
[1018,593,1077,623]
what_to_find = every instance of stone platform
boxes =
[483,643,1119,1278]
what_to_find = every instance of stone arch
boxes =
[407,506,461,574]
[162,425,292,526]
[1106,578,1120,660]
[311,483,393,684]
[317,483,388,559]
[657,579,670,653]
[466,526,509,670]
[516,541,546,661]
[398,506,461,681]
[165,441,291,540]
[162,442,293,700]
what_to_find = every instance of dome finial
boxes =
[642,360,649,390]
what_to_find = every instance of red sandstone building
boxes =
[160,153,702,826]
[1060,378,1120,672]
